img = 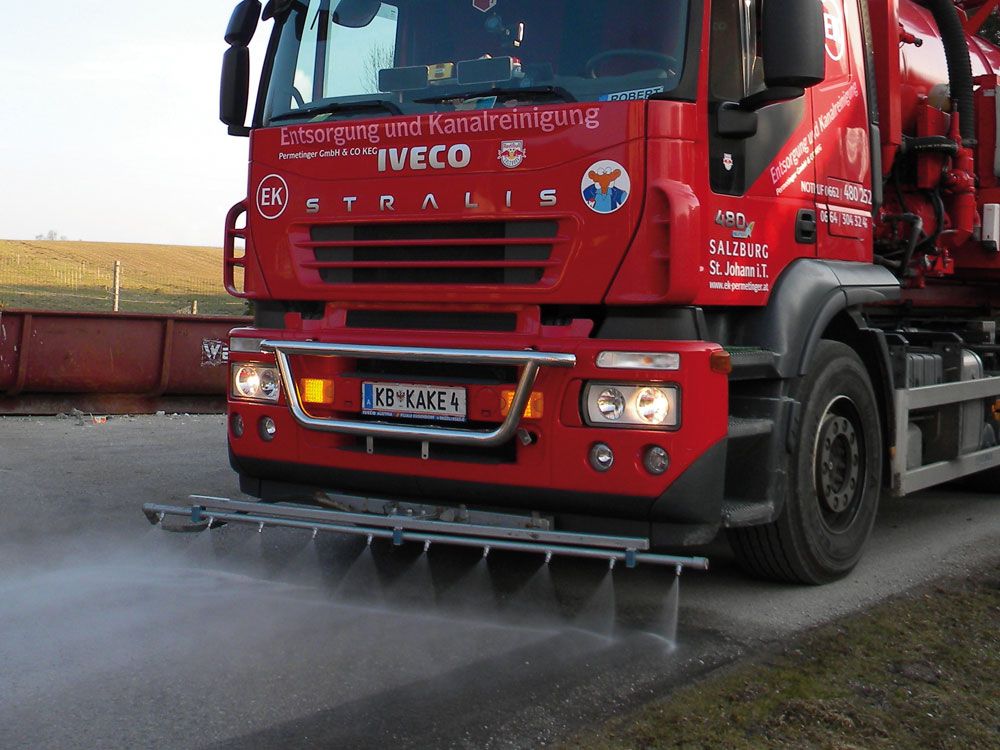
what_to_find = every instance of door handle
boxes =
[796,209,817,244]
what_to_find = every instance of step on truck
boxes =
[178,0,1000,582]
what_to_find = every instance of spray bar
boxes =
[142,497,710,572]
[186,495,650,550]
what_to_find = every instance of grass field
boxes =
[0,239,246,315]
[570,561,1000,750]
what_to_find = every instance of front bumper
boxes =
[227,324,729,533]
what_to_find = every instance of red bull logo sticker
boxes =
[498,140,526,169]
[582,160,630,215]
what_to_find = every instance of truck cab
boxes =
[220,0,1000,583]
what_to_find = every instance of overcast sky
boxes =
[0,2,266,247]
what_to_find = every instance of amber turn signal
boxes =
[300,378,334,405]
[710,350,733,375]
[501,391,544,418]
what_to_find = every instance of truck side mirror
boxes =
[221,46,251,136]
[761,0,825,89]
[221,0,261,137]
[225,0,262,47]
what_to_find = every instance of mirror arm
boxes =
[717,101,759,139]
[741,86,806,110]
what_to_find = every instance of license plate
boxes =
[362,382,467,422]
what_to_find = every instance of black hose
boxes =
[901,135,959,156]
[876,213,924,276]
[922,0,975,145]
[900,213,925,275]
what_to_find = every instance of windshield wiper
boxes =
[270,99,402,123]
[414,85,576,105]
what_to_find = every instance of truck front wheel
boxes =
[728,341,883,584]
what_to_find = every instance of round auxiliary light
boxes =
[596,388,626,421]
[234,366,262,399]
[258,369,280,401]
[636,387,671,425]
[259,416,277,441]
[230,412,245,438]
[589,442,615,472]
[643,446,670,476]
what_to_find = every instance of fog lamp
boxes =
[643,446,670,475]
[259,416,277,441]
[589,443,615,472]
[230,412,245,438]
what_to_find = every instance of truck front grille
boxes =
[300,220,561,286]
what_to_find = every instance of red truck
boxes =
[209,0,1000,583]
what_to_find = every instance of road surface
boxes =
[1,415,997,749]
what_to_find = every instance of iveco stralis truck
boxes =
[217,0,1000,582]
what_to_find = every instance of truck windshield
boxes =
[262,0,690,125]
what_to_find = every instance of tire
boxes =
[728,341,883,584]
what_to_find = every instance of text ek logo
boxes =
[257,174,289,220]
[822,0,846,62]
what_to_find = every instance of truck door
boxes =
[809,0,875,261]
[704,0,818,305]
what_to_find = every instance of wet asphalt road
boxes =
[1,415,997,749]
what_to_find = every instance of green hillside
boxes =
[0,239,246,315]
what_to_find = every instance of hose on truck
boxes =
[921,0,976,145]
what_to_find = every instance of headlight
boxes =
[636,387,670,425]
[231,364,281,403]
[584,383,679,428]
[596,388,626,421]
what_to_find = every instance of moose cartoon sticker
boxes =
[582,160,630,214]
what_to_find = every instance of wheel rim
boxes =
[813,395,866,533]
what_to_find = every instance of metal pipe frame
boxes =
[186,495,650,550]
[892,375,1000,496]
[142,497,709,571]
[260,340,577,447]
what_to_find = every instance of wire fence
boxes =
[0,246,247,317]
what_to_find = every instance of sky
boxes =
[0,2,267,247]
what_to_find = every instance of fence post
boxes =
[190,300,198,315]
[112,260,121,312]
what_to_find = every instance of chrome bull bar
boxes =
[143,495,711,572]
[261,341,576,447]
